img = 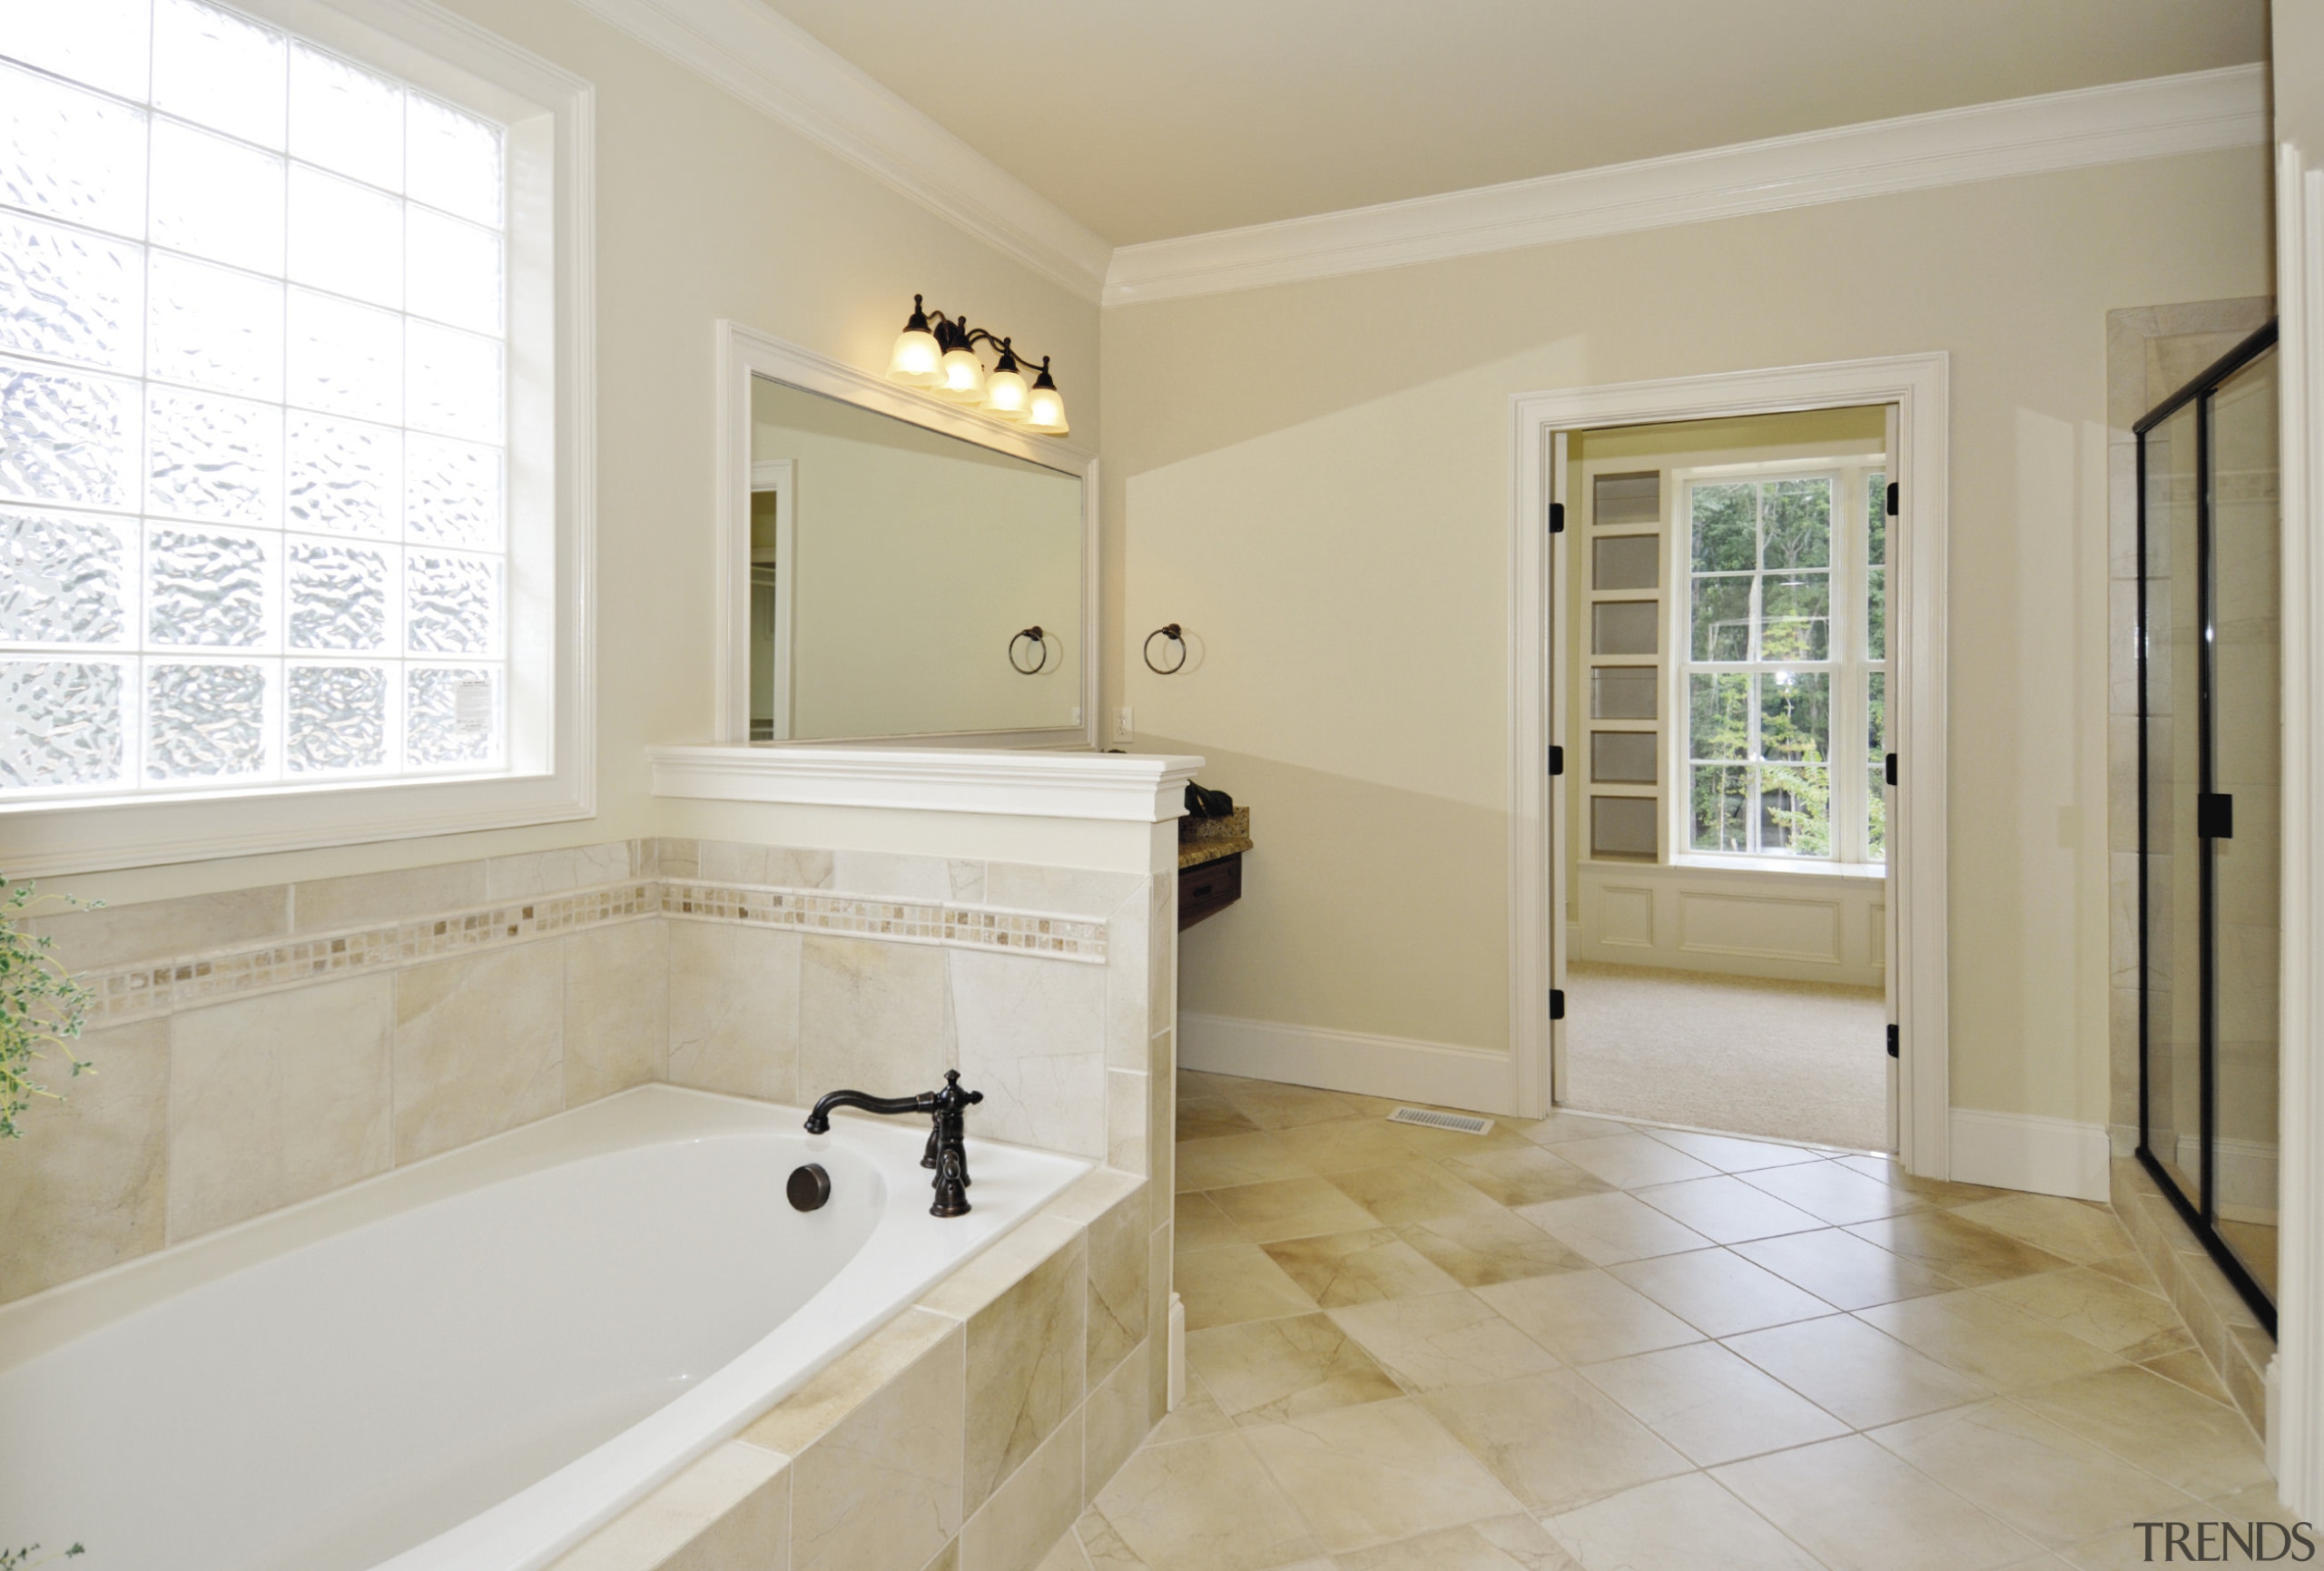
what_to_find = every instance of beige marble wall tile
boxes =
[1147,1033,1175,1224]
[566,922,669,1106]
[961,1408,1082,1571]
[1147,876,1175,1042]
[392,939,564,1164]
[167,974,392,1240]
[986,866,1147,920]
[0,1017,169,1303]
[746,1309,960,1458]
[1107,1069,1148,1176]
[1103,882,1151,1071]
[25,885,289,970]
[1082,1341,1150,1507]
[785,1319,967,1571]
[950,949,1107,1157]
[657,838,704,879]
[291,862,487,933]
[1086,1188,1149,1387]
[801,937,950,1103]
[484,842,632,899]
[552,1440,791,1571]
[962,1232,1089,1512]
[700,840,837,889]
[670,922,803,1104]
[1147,1222,1173,1424]
[831,850,958,901]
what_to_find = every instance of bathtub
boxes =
[0,1085,1089,1571]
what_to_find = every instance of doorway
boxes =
[1509,355,1951,1175]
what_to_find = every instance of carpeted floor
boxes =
[1561,961,1890,1152]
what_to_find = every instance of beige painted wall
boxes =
[750,379,1083,739]
[14,0,1100,910]
[1102,148,2270,1126]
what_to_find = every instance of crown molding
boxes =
[647,744,1205,822]
[1104,64,2269,306]
[565,0,1112,301]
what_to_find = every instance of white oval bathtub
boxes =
[0,1084,1089,1571]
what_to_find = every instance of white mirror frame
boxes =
[714,319,1100,750]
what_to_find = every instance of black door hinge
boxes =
[2198,792,2235,840]
[1549,744,1564,776]
[1549,502,1565,534]
[1885,752,1897,788]
[1886,482,1900,517]
[1886,1023,1899,1058]
[1550,988,1566,1020]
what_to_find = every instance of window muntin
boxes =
[0,0,511,800]
[1680,464,1885,862]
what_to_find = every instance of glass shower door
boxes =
[2135,322,2280,1330]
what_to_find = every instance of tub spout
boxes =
[803,1086,933,1134]
[803,1071,984,1217]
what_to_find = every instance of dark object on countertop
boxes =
[787,1163,831,1212]
[1186,781,1235,819]
[803,1070,985,1216]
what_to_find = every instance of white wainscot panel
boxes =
[1576,860,1886,987]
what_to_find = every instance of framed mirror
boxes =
[716,322,1098,748]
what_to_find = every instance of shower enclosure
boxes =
[2136,320,2280,1332]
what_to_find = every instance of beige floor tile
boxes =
[1441,1144,1613,1208]
[1418,1370,1691,1514]
[1175,1243,1322,1330]
[1337,1515,1581,1571]
[1325,1163,1502,1225]
[1177,1133,1313,1193]
[1220,1079,1376,1130]
[1609,1249,1835,1338]
[1580,1340,1848,1465]
[1393,1210,1594,1288]
[1384,1117,1538,1161]
[1948,1195,2137,1266]
[1741,1161,1927,1224]
[1545,1472,1825,1571]
[1516,1110,1636,1147]
[1869,1399,2198,1547]
[2136,1348,2233,1406]
[1553,1133,1723,1189]
[1854,1291,2122,1392]
[1187,1311,1404,1425]
[1713,1434,2043,1571]
[2017,1365,2272,1497]
[1174,1193,1248,1255]
[1178,1069,1243,1099]
[1640,1127,1828,1173]
[1081,1430,1322,1571]
[1146,1389,1237,1446]
[1630,1175,1826,1244]
[1724,1313,1989,1429]
[1262,1229,1462,1308]
[1978,1267,2191,1359]
[1474,1270,1701,1366]
[1179,1099,1263,1141]
[1210,1177,1383,1243]
[1242,1399,1525,1554]
[1272,1117,1427,1174]
[1843,1211,2074,1287]
[1515,1191,1712,1266]
[1329,1290,1562,1393]
[1732,1226,1962,1311]
[1829,1152,2013,1207]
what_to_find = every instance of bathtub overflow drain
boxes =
[787,1163,832,1212]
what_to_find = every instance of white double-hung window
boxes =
[0,0,590,873]
[1679,458,1886,864]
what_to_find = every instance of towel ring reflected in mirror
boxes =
[1009,626,1051,675]
[1144,623,1186,675]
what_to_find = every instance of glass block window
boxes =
[1679,462,1886,862]
[0,0,509,797]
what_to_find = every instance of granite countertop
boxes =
[1179,806,1252,869]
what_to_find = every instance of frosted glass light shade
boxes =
[1025,380,1068,435]
[937,346,985,401]
[888,327,940,386]
[983,366,1029,418]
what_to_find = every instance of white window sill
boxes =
[1669,852,1887,879]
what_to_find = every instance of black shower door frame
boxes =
[2134,318,2279,1336]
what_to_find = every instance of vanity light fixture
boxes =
[887,296,1069,435]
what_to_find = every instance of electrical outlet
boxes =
[1116,706,1134,741]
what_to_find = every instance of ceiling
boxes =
[755,0,2267,247]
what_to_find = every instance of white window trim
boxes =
[1669,450,1888,868]
[0,0,595,879]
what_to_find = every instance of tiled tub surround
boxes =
[0,838,1177,1308]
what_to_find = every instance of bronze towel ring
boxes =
[1144,623,1186,675]
[1009,626,1050,674]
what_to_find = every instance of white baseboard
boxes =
[1177,1011,1515,1116]
[1949,1107,2112,1201]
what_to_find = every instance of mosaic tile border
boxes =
[74,877,1107,1024]
[661,879,1107,963]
